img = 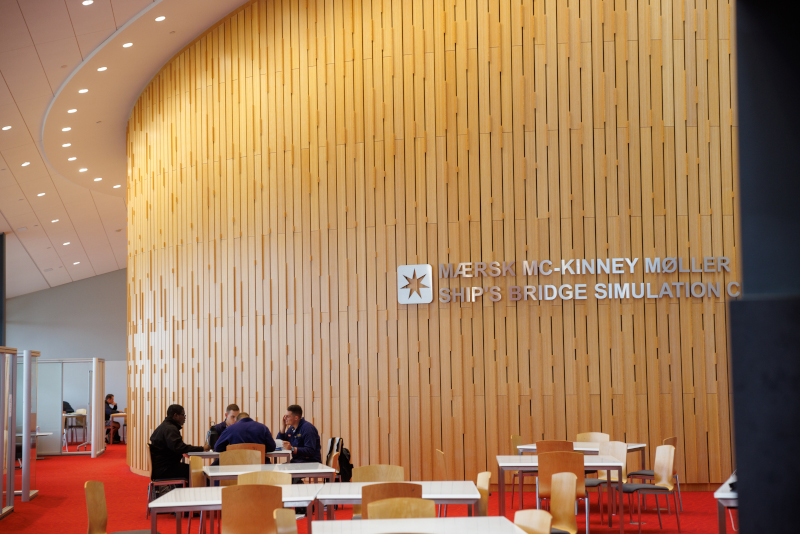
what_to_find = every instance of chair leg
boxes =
[584,497,589,534]
[655,494,663,529]
[512,473,517,508]
[674,491,681,532]
[519,471,524,509]
[676,475,683,511]
[146,483,152,518]
[666,491,671,514]
[599,485,604,524]
[536,478,540,510]
[637,493,642,534]
[628,493,634,523]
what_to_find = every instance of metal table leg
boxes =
[498,463,506,515]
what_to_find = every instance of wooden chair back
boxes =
[598,441,628,482]
[476,471,491,517]
[550,472,578,534]
[514,509,553,534]
[362,482,422,519]
[221,484,282,534]
[536,440,573,453]
[538,451,585,499]
[330,451,340,475]
[351,465,405,517]
[238,470,291,486]
[84,480,107,534]
[653,445,675,490]
[434,449,449,480]
[663,436,679,473]
[576,432,610,443]
[274,508,297,534]
[368,497,436,519]
[227,443,266,463]
[511,434,525,453]
[190,455,205,487]
[220,449,262,487]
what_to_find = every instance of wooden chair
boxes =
[576,432,610,443]
[221,484,282,534]
[330,451,342,482]
[368,497,436,519]
[514,509,553,534]
[628,436,683,511]
[238,470,291,486]
[434,449,450,516]
[551,472,579,534]
[273,508,297,534]
[536,440,574,453]
[536,451,588,534]
[362,482,422,519]
[584,441,627,523]
[219,449,262,487]
[351,465,405,519]
[85,481,151,534]
[511,435,537,509]
[186,456,206,533]
[620,445,680,534]
[227,443,266,463]
[145,443,187,518]
[476,471,491,517]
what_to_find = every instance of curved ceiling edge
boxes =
[41,0,252,198]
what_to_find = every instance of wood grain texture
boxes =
[126,0,740,485]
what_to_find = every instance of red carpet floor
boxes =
[2,443,726,533]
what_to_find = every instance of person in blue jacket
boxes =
[214,412,276,462]
[276,404,321,464]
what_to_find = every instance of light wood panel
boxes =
[127,0,740,485]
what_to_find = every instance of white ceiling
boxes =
[1,0,248,298]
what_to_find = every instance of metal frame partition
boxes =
[0,347,17,519]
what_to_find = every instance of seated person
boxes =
[214,412,276,462]
[105,394,121,443]
[149,404,207,484]
[276,405,321,464]
[212,403,240,437]
[62,400,75,413]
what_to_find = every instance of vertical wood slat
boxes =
[127,0,739,485]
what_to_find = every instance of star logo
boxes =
[397,264,433,304]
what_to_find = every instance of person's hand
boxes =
[282,441,292,450]
[204,443,211,452]
[282,414,289,431]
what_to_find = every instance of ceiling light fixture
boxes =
[1,126,10,131]
[68,157,76,161]
[62,143,71,147]
[113,185,121,189]
[68,109,77,113]
[155,16,166,21]
[64,242,70,246]
[82,0,93,5]
[62,127,71,131]
[51,219,59,223]
[123,42,133,48]
[79,168,87,172]
[73,262,80,265]
[37,193,45,197]
[21,162,30,167]
[79,89,88,93]
[97,67,107,71]
[94,177,102,182]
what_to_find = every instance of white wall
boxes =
[7,269,127,410]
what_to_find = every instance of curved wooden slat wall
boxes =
[127,0,739,483]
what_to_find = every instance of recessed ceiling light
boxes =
[113,185,121,189]
[79,168,87,172]
[73,262,80,265]
[94,177,102,182]
[63,242,70,246]
[68,109,77,113]
[68,157,77,161]
[78,89,88,94]
[97,67,107,72]
[1,126,10,131]
[155,16,166,21]
[82,0,93,5]
[37,193,45,197]
[62,127,71,131]
[62,143,71,147]
[51,219,59,223]
[123,43,133,48]
[21,162,30,167]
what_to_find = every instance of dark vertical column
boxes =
[0,232,5,347]
[733,2,800,532]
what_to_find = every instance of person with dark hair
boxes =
[105,394,121,444]
[214,412,276,461]
[62,400,74,413]
[212,403,240,436]
[276,404,321,464]
[149,404,208,484]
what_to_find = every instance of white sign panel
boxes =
[397,264,434,304]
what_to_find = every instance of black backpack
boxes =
[338,447,353,482]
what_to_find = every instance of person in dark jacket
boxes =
[105,394,121,443]
[276,405,321,464]
[212,403,240,436]
[214,412,276,461]
[149,404,207,483]
[62,400,75,413]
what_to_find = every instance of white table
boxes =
[203,462,335,483]
[109,413,127,442]
[497,455,625,534]
[311,516,528,534]
[714,472,737,534]
[148,484,322,534]
[517,442,647,470]
[315,481,481,520]
[187,449,292,462]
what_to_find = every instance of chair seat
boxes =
[627,469,655,477]
[551,528,570,534]
[585,478,605,488]
[621,483,671,494]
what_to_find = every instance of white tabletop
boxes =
[316,481,480,502]
[204,462,334,479]
[517,442,646,453]
[497,454,623,470]
[110,412,127,418]
[148,484,323,510]
[714,472,737,501]
[188,449,292,459]
[16,432,52,437]
[311,516,527,534]
[63,413,86,417]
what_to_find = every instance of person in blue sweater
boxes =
[276,405,321,464]
[213,412,276,462]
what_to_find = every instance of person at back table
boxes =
[276,404,321,464]
[214,412,276,462]
[105,394,121,444]
[212,404,240,436]
[149,404,209,484]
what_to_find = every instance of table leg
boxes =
[498,464,506,516]
[467,503,473,517]
[641,448,646,471]
[307,502,314,533]
[176,511,182,534]
[151,512,157,534]
[618,468,624,534]
[210,510,216,534]
[717,502,727,534]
